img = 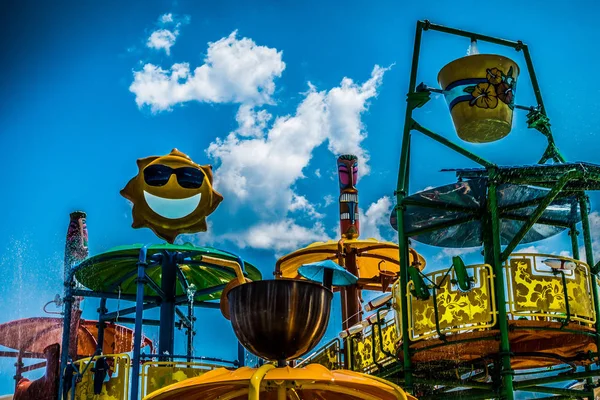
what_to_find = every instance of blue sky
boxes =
[1,0,600,395]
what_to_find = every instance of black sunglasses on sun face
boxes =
[143,164,205,189]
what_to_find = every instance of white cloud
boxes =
[207,65,387,220]
[223,219,331,254]
[323,195,334,207]
[131,28,389,253]
[579,211,600,265]
[160,13,174,23]
[433,247,480,261]
[514,245,545,254]
[359,196,394,241]
[235,105,272,137]
[289,194,324,219]
[145,13,190,55]
[132,31,286,111]
[315,169,321,178]
[324,65,389,178]
[147,29,178,55]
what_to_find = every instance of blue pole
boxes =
[58,269,74,400]
[158,252,177,359]
[130,246,148,400]
[96,298,107,354]
[237,341,245,367]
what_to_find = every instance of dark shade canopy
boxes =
[445,162,600,191]
[74,243,262,302]
[390,179,587,248]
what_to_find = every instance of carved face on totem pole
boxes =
[338,154,359,239]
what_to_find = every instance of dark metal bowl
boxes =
[228,279,332,361]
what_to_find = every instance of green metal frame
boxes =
[393,20,600,399]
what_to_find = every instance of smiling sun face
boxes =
[120,149,223,243]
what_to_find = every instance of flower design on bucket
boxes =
[463,65,517,110]
[496,82,514,105]
[486,67,503,84]
[468,83,498,109]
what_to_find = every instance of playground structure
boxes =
[297,20,600,399]
[0,20,599,400]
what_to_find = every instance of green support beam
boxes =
[411,122,495,168]
[500,170,578,261]
[513,369,600,388]
[579,194,600,362]
[519,385,594,398]
[394,19,426,395]
[486,169,515,400]
[422,20,523,49]
[393,19,598,400]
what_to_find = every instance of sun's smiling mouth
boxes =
[144,191,201,219]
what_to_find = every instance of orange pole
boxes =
[344,248,362,329]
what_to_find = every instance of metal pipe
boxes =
[187,303,194,358]
[158,251,178,358]
[249,363,275,400]
[412,122,494,168]
[176,300,221,309]
[513,369,600,388]
[520,385,594,397]
[19,360,46,373]
[0,351,45,359]
[393,20,425,394]
[521,44,566,163]
[277,385,286,400]
[111,317,161,326]
[422,20,523,49]
[344,248,362,328]
[101,302,160,321]
[558,271,571,326]
[71,289,159,303]
[175,307,192,329]
[139,353,237,365]
[58,269,75,400]
[237,342,245,367]
[144,274,165,298]
[486,170,515,400]
[14,351,23,390]
[500,170,578,260]
[96,298,107,354]
[173,284,227,304]
[130,245,148,400]
[200,255,246,284]
[569,202,580,260]
[579,194,600,361]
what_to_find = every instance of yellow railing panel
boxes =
[407,264,496,341]
[73,354,130,400]
[505,253,595,325]
[350,319,397,373]
[296,339,341,370]
[141,360,220,397]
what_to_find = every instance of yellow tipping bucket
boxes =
[438,54,519,143]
